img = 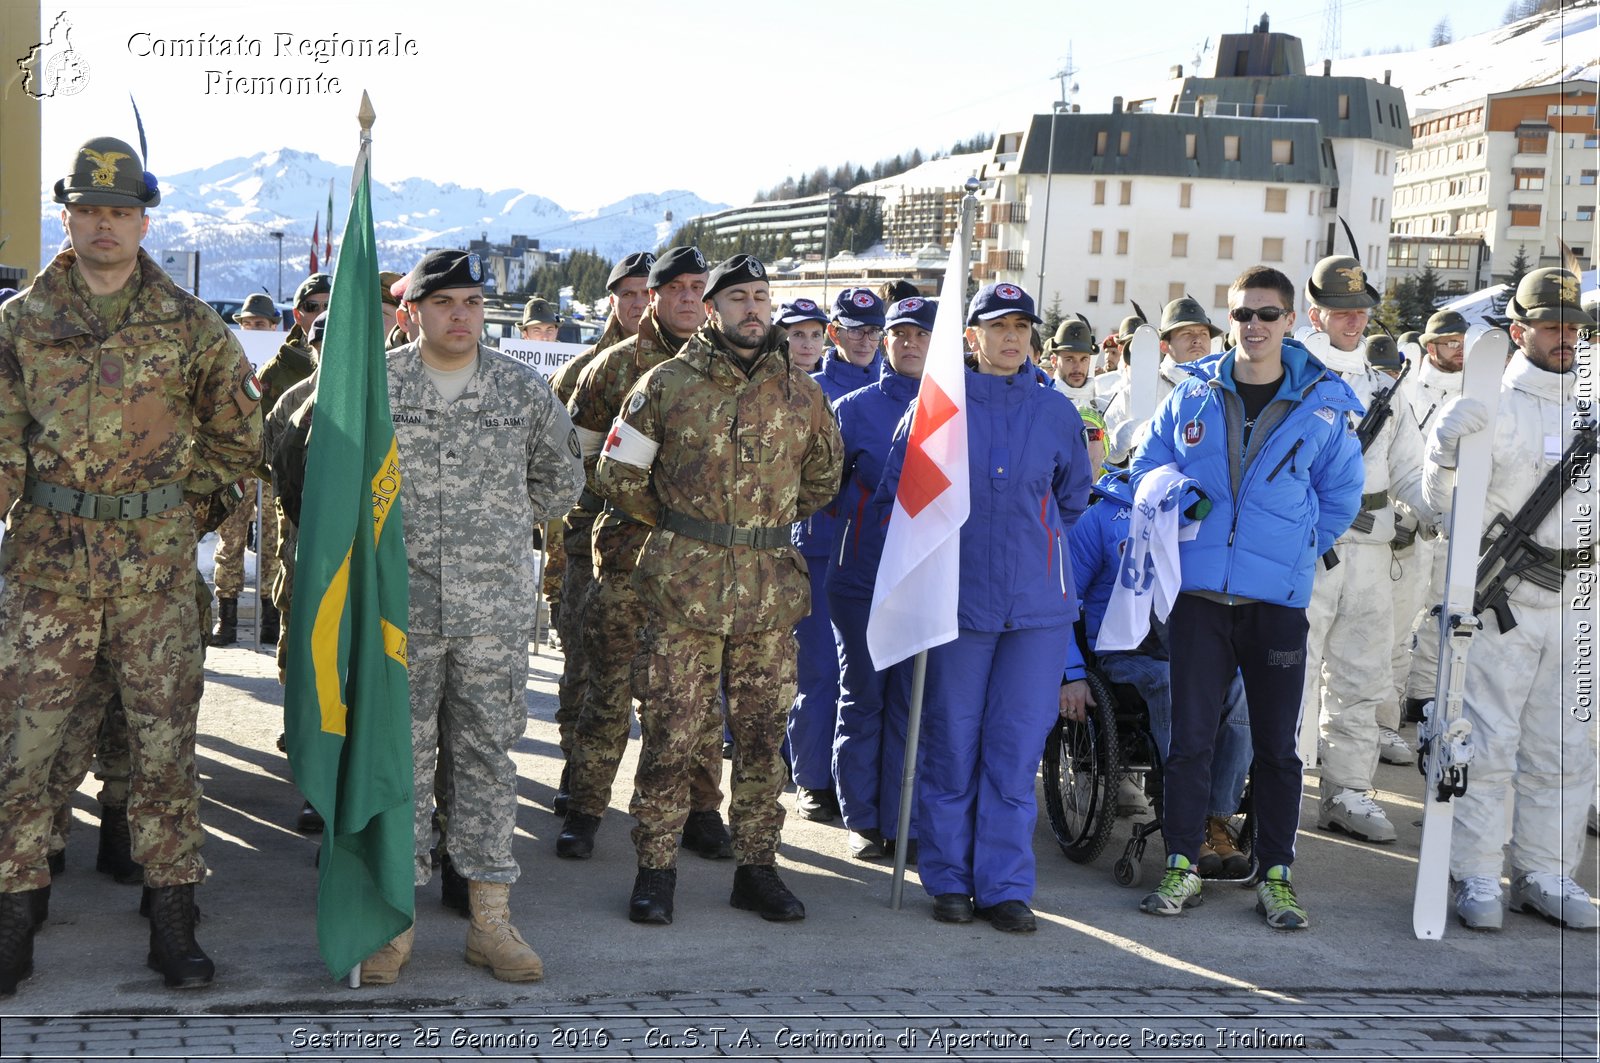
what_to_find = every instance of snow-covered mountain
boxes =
[39,148,726,297]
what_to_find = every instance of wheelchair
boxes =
[1042,658,1253,888]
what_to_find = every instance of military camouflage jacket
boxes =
[595,324,843,635]
[548,342,606,560]
[569,308,682,574]
[388,341,583,636]
[0,249,263,596]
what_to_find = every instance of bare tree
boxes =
[1429,17,1453,45]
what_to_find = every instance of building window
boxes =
[1179,182,1192,208]
[1168,282,1186,302]
[1185,133,1197,159]
[1119,131,1132,156]
[1116,230,1129,255]
[1514,169,1546,191]
[1223,135,1240,161]
[1087,279,1100,303]
[1580,206,1597,222]
[1338,94,1350,119]
[1213,284,1230,308]
[1171,233,1188,257]
[1218,234,1234,259]
[1262,237,1284,262]
[1265,187,1287,212]
[1583,170,1598,186]
[1095,130,1108,156]
[1586,134,1599,149]
[1113,280,1126,303]
[1090,230,1103,254]
[1093,180,1106,205]
[1119,180,1132,205]
[1271,139,1294,164]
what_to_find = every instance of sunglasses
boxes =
[1084,426,1105,442]
[1229,306,1288,323]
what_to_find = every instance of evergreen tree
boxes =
[1506,244,1532,289]
[1041,293,1064,338]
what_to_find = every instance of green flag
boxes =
[283,136,414,980]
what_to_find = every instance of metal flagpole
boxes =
[253,477,264,647]
[889,178,980,910]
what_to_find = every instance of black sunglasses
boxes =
[1229,306,1288,323]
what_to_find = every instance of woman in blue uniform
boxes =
[878,282,1093,931]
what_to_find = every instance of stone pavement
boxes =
[1,628,1596,1061]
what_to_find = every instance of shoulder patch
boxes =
[243,372,263,402]
[627,390,647,414]
[1313,407,1335,424]
[567,428,581,459]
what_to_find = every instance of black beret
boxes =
[403,250,486,302]
[704,254,768,300]
[294,273,332,309]
[647,245,709,289]
[607,251,657,292]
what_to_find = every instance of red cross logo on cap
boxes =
[902,298,924,311]
[795,299,815,311]
[996,284,1021,300]
[852,291,875,308]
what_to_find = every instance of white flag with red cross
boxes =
[867,240,970,670]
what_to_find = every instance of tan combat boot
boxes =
[465,881,544,983]
[358,926,413,986]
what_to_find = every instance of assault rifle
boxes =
[1322,356,1413,569]
[1473,422,1597,632]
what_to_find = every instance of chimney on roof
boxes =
[1323,59,1331,76]
[1112,96,1123,113]
[1384,70,1391,84]
[1170,64,1183,79]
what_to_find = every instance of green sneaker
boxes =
[1139,854,1203,915]
[1255,864,1309,930]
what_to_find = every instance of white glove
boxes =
[1430,397,1489,468]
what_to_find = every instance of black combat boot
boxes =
[96,804,143,884]
[439,852,469,917]
[0,890,37,996]
[145,884,213,988]
[208,598,238,647]
[28,886,49,931]
[46,851,64,875]
[259,602,281,645]
[628,867,676,925]
[555,812,601,860]
[681,809,733,860]
[730,864,806,922]
[294,800,324,833]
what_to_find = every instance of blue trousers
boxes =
[1165,594,1308,870]
[828,590,915,838]
[919,624,1070,906]
[787,554,840,791]
[1098,651,1251,817]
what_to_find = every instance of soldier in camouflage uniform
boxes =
[0,136,262,995]
[542,250,655,816]
[556,247,731,863]
[595,254,842,925]
[360,250,582,986]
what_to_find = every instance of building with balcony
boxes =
[464,233,553,294]
[1388,80,1597,293]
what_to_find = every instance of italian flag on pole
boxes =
[866,237,970,670]
[283,94,415,980]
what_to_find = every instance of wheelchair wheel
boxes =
[1041,669,1122,864]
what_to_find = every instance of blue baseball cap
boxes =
[886,296,938,332]
[831,287,886,329]
[965,282,1041,326]
[774,297,828,327]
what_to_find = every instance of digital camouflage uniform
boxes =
[0,248,263,892]
[208,482,278,602]
[262,368,319,676]
[595,323,842,869]
[565,309,724,821]
[389,340,583,884]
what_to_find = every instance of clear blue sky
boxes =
[31,0,1513,210]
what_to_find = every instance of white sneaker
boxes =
[1510,871,1600,931]
[1317,787,1397,843]
[1453,875,1503,931]
[1116,775,1151,817]
[1377,726,1415,765]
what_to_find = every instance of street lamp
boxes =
[821,186,840,304]
[269,231,285,301]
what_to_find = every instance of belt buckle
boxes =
[69,488,97,519]
[728,527,752,548]
[119,493,142,520]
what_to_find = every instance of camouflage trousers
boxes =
[631,620,794,869]
[45,652,127,855]
[0,583,206,891]
[408,630,528,886]
[210,480,280,600]
[553,545,595,758]
[568,569,723,821]
[542,520,566,624]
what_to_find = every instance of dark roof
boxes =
[1176,76,1412,148]
[1016,111,1336,186]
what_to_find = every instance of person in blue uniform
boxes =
[827,296,933,860]
[878,282,1093,932]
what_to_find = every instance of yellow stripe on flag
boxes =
[372,438,401,545]
[312,545,353,736]
[381,619,407,667]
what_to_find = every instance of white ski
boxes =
[1411,328,1506,941]
[1127,324,1162,427]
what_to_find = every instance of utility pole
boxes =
[270,231,285,301]
[1037,49,1077,302]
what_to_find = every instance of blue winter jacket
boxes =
[1128,339,1365,608]
[1067,472,1134,644]
[793,350,884,557]
[826,363,920,600]
[878,365,1093,634]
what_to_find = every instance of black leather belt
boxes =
[24,478,184,521]
[577,488,605,512]
[602,501,647,527]
[660,510,789,549]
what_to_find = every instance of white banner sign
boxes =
[498,338,588,377]
[229,327,285,370]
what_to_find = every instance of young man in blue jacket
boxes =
[1130,266,1364,929]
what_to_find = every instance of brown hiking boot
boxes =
[1199,816,1249,879]
[465,881,543,983]
[358,926,413,986]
